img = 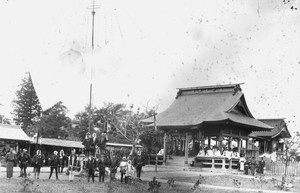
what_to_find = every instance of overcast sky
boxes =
[0,0,299,133]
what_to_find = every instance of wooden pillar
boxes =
[163,132,167,164]
[264,140,267,153]
[184,132,189,165]
[246,139,249,157]
[237,138,241,156]
[208,137,211,147]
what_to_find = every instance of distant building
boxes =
[0,123,30,155]
[250,118,291,159]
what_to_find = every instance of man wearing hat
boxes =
[17,148,31,177]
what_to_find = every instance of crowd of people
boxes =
[3,137,147,184]
[197,146,241,158]
[196,145,267,175]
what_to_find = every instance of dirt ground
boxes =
[0,166,299,193]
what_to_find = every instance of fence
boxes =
[270,161,300,176]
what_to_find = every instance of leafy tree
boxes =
[36,101,71,139]
[72,106,93,140]
[12,73,42,134]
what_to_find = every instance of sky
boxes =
[0,0,299,134]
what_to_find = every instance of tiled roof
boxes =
[0,124,30,141]
[250,119,291,138]
[142,84,272,131]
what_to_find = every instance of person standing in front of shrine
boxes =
[68,149,78,182]
[17,148,31,178]
[82,132,92,156]
[250,157,257,176]
[239,154,246,171]
[98,154,107,183]
[133,149,145,182]
[86,155,97,182]
[90,133,99,156]
[59,149,68,173]
[258,157,266,174]
[119,156,128,183]
[48,150,60,180]
[5,148,17,179]
[109,154,119,181]
[98,131,108,154]
[32,149,45,179]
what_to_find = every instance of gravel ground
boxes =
[1,166,299,193]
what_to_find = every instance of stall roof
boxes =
[0,124,30,141]
[142,84,272,131]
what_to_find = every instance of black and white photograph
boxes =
[0,0,300,192]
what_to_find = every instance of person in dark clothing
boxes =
[250,157,257,176]
[98,155,107,183]
[82,132,92,156]
[86,155,97,182]
[132,150,145,181]
[119,157,127,183]
[17,148,31,178]
[32,149,45,179]
[98,131,108,155]
[90,133,99,156]
[258,157,266,174]
[48,151,60,180]
[109,154,119,181]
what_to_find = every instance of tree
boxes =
[12,73,42,134]
[280,131,300,187]
[36,101,71,139]
[72,106,93,141]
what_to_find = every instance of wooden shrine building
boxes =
[142,83,273,168]
[250,118,291,159]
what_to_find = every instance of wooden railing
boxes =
[193,156,239,169]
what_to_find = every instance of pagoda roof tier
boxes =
[142,83,272,131]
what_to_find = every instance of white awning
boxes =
[0,124,30,141]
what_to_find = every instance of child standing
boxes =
[119,157,127,183]
[125,159,134,184]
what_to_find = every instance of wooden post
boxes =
[246,139,249,157]
[208,137,211,148]
[163,132,167,164]
[222,158,226,169]
[185,132,189,165]
[264,140,267,153]
[155,154,158,172]
[237,138,241,155]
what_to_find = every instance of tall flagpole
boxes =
[89,0,96,134]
